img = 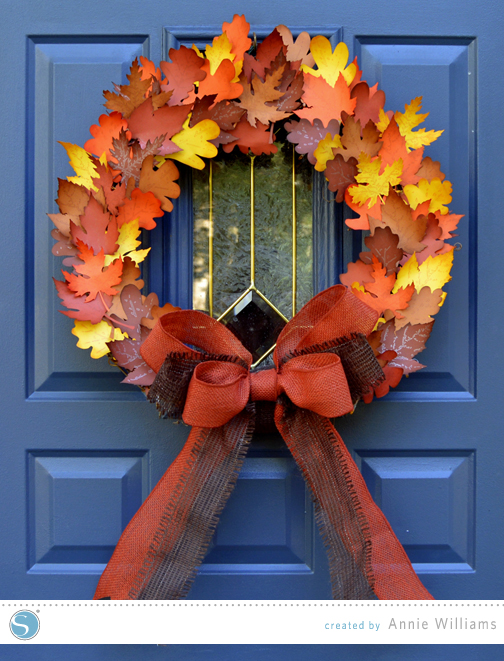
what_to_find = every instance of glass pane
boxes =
[192,147,313,319]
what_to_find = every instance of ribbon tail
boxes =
[94,405,255,600]
[275,396,434,600]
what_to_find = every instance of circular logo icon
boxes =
[9,610,40,640]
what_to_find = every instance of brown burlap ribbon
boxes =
[94,285,434,601]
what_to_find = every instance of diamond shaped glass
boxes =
[219,290,286,364]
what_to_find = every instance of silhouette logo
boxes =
[9,610,40,640]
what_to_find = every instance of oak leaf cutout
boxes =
[351,82,386,128]
[168,117,220,169]
[394,286,443,330]
[84,112,130,163]
[324,154,358,203]
[404,177,453,215]
[197,59,243,104]
[127,97,190,156]
[300,37,356,86]
[416,156,445,182]
[56,179,90,217]
[285,118,340,165]
[160,46,207,106]
[296,72,356,125]
[138,155,180,212]
[103,59,151,118]
[369,189,427,255]
[223,116,278,156]
[359,226,403,275]
[116,188,164,230]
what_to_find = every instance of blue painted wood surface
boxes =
[1,0,503,656]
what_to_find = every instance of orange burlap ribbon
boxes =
[94,285,433,601]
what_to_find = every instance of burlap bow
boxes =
[94,285,433,601]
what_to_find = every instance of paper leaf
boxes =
[416,156,445,182]
[324,154,358,203]
[276,26,314,66]
[239,67,290,127]
[84,112,130,163]
[378,118,423,186]
[223,116,278,156]
[168,117,220,169]
[110,130,165,185]
[350,154,403,208]
[138,155,180,212]
[197,59,243,104]
[379,98,444,151]
[352,255,414,318]
[300,37,356,86]
[222,14,252,62]
[334,116,382,162]
[91,164,126,214]
[339,259,374,288]
[104,218,150,266]
[296,72,356,125]
[411,213,448,265]
[160,46,207,106]
[285,118,340,165]
[370,189,427,254]
[190,96,244,131]
[360,226,403,274]
[351,82,386,127]
[344,187,382,230]
[116,188,163,230]
[313,132,343,171]
[53,278,111,324]
[394,287,443,330]
[435,210,463,240]
[64,242,123,302]
[380,319,434,374]
[206,32,235,76]
[110,285,158,341]
[72,319,127,359]
[393,249,454,293]
[103,59,151,118]
[127,98,190,155]
[70,195,119,255]
[255,29,284,70]
[404,178,453,215]
[141,302,181,329]
[56,179,90,217]
[59,142,98,191]
[51,228,78,256]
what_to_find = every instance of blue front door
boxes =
[2,0,502,616]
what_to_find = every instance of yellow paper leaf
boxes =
[206,32,235,76]
[350,153,403,208]
[168,117,220,169]
[104,218,151,266]
[403,178,453,215]
[300,37,356,86]
[376,99,443,151]
[59,142,98,191]
[72,320,127,359]
[313,132,343,172]
[393,250,454,293]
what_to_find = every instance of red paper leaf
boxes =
[110,285,158,341]
[256,29,285,70]
[324,154,358,202]
[296,72,356,125]
[378,118,423,186]
[64,242,123,302]
[197,59,243,104]
[339,259,374,288]
[127,98,189,156]
[222,115,278,156]
[71,196,119,255]
[159,46,207,106]
[116,188,164,230]
[351,82,386,128]
[54,278,111,324]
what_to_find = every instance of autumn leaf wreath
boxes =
[50,15,461,600]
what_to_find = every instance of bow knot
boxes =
[141,285,384,428]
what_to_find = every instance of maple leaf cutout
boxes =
[378,97,444,151]
[300,37,356,86]
[103,59,151,118]
[64,241,123,302]
[239,67,291,127]
[138,155,180,212]
[393,250,454,294]
[104,218,150,267]
[72,320,127,359]
[378,118,423,187]
[352,255,414,318]
[53,278,111,324]
[333,116,382,162]
[350,153,402,208]
[110,130,165,185]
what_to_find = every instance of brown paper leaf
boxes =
[360,226,403,275]
[394,287,443,330]
[324,154,358,202]
[370,189,427,254]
